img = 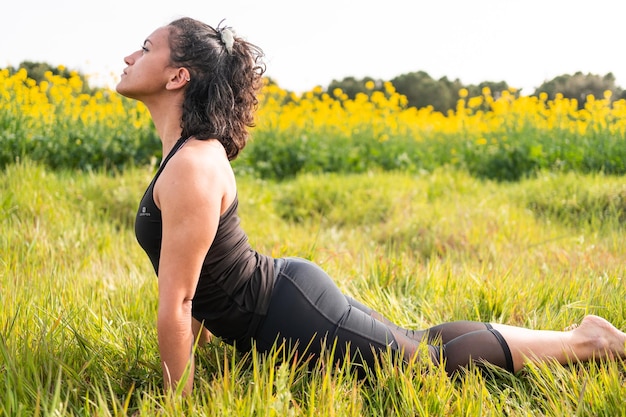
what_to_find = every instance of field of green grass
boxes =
[1,160,625,416]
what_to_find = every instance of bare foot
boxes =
[572,315,626,360]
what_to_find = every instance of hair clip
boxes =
[220,28,235,54]
[216,19,235,54]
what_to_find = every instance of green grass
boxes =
[1,161,625,416]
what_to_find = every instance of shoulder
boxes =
[154,139,236,213]
[171,139,229,176]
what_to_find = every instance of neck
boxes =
[142,95,185,156]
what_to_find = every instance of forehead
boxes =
[145,26,170,47]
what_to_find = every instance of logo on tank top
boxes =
[139,206,151,217]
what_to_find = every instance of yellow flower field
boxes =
[1,68,625,179]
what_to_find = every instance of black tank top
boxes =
[135,137,275,349]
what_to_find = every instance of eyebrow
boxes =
[143,39,153,46]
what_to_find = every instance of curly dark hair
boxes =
[167,17,266,160]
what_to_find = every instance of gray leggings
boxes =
[254,257,514,375]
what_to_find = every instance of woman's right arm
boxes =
[192,318,213,345]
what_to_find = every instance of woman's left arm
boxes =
[154,151,224,396]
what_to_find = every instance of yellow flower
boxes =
[468,96,483,109]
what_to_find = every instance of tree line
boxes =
[8,61,626,114]
[325,71,625,113]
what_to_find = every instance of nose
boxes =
[124,50,141,66]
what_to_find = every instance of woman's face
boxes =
[116,26,174,100]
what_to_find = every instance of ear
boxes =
[165,67,191,91]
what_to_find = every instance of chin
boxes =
[115,83,134,99]
[115,80,125,93]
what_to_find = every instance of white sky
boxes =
[1,0,624,95]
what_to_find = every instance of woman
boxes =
[116,17,626,396]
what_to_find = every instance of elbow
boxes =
[159,294,193,314]
[157,297,194,329]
